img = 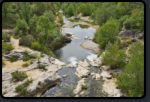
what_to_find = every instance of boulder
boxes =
[66,64,74,68]
[74,78,86,94]
[119,30,135,37]
[63,75,67,78]
[100,65,110,71]
[77,59,90,69]
[74,17,80,20]
[75,66,90,78]
[62,35,72,42]
[88,37,93,40]
[100,71,112,81]
[65,32,73,37]
[91,73,101,80]
[90,56,102,67]
[84,36,88,39]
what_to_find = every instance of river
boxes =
[42,15,104,97]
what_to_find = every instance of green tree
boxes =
[19,2,31,25]
[94,17,119,49]
[43,10,55,24]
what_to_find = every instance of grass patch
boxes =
[68,19,80,22]
[11,71,28,81]
[15,78,33,96]
[81,84,88,90]
[2,43,14,53]
[37,64,47,71]
[22,62,29,67]
[9,56,18,62]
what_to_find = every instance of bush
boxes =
[19,35,34,47]
[2,33,11,42]
[11,71,28,81]
[31,41,41,50]
[128,41,144,56]
[37,64,47,71]
[9,56,18,62]
[30,59,33,64]
[15,78,33,96]
[2,43,14,53]
[94,17,119,49]
[22,62,29,67]
[102,41,127,69]
[116,52,144,97]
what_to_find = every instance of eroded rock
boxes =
[75,66,90,78]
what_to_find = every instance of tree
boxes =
[29,14,38,33]
[2,2,12,18]
[43,10,55,24]
[19,2,31,25]
[94,17,119,49]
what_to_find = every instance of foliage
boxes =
[11,71,28,81]
[2,43,14,53]
[94,17,119,49]
[15,78,33,96]
[118,15,130,30]
[31,41,41,51]
[43,10,55,23]
[23,50,30,61]
[2,33,11,42]
[9,56,18,62]
[29,14,38,34]
[37,64,47,71]
[19,35,34,47]
[2,58,5,65]
[116,52,144,97]
[96,3,117,26]
[128,41,144,56]
[102,41,127,69]
[67,4,75,17]
[81,84,88,90]
[22,62,29,67]
[58,13,63,24]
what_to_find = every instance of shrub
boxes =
[2,43,14,53]
[37,64,47,71]
[23,55,30,61]
[131,39,137,42]
[116,52,144,97]
[30,59,33,64]
[128,41,144,56]
[9,56,18,62]
[31,41,41,50]
[94,17,119,49]
[22,62,29,67]
[2,33,11,42]
[15,78,33,96]
[11,71,28,81]
[102,41,127,69]
[19,35,34,47]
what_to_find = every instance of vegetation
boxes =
[15,78,33,96]
[11,71,28,81]
[81,84,88,90]
[2,43,14,53]
[102,41,127,69]
[2,58,5,65]
[2,33,11,42]
[22,62,29,67]
[116,43,144,97]
[37,64,47,71]
[9,56,18,62]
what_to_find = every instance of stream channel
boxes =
[42,15,104,97]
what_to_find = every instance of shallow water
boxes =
[42,15,104,97]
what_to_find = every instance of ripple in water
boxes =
[68,56,78,67]
[87,52,97,62]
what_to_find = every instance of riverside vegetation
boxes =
[2,2,144,97]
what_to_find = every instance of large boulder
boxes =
[73,78,86,94]
[62,35,72,42]
[75,66,90,78]
[77,59,90,69]
[91,73,101,80]
[119,30,135,37]
[100,65,110,71]
[90,56,102,67]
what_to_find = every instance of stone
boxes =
[75,66,90,78]
[100,65,110,71]
[74,17,80,20]
[66,64,74,68]
[119,30,135,37]
[62,35,72,42]
[90,56,102,67]
[91,73,101,80]
[77,59,90,69]
[80,91,85,95]
[84,36,88,39]
[88,37,93,40]
[81,41,100,53]
[74,78,86,94]
[63,75,67,78]
[100,71,112,81]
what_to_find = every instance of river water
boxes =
[42,15,104,97]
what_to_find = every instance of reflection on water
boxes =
[72,24,90,29]
[68,56,78,67]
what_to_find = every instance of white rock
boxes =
[66,64,74,68]
[100,65,110,71]
[100,71,112,81]
[90,57,102,67]
[75,66,90,78]
[77,59,90,69]
[63,75,67,78]
[74,78,86,94]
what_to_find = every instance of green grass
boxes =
[2,43,14,53]
[11,71,28,81]
[9,56,18,62]
[68,19,80,22]
[22,62,29,67]
[37,64,47,71]
[15,78,33,96]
